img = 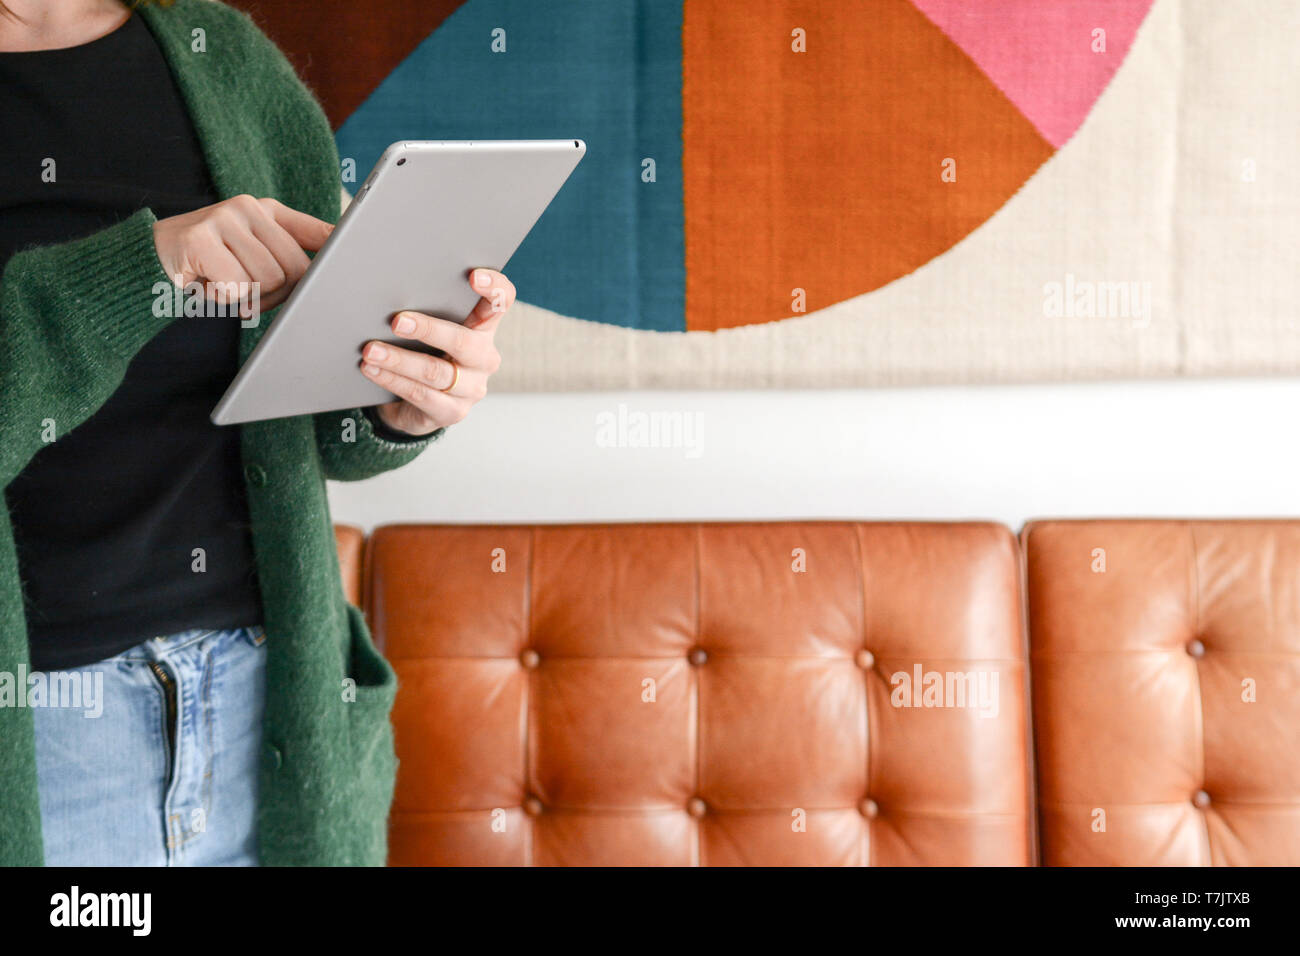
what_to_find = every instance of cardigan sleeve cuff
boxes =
[314,406,443,481]
[362,405,443,444]
[23,207,179,362]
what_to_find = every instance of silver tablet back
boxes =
[211,139,585,425]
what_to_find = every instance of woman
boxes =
[0,0,511,865]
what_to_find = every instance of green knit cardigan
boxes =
[0,0,439,865]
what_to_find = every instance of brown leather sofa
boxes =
[1025,520,1300,866]
[333,519,1299,867]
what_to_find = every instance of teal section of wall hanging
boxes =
[335,0,685,332]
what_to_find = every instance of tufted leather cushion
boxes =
[1024,520,1300,865]
[364,522,1033,866]
[333,524,365,607]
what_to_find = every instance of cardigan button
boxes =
[245,464,268,487]
[263,743,283,771]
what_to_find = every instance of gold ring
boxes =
[441,358,460,394]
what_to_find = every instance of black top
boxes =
[0,12,263,670]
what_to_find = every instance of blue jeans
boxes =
[32,625,267,866]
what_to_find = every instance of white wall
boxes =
[327,378,1300,531]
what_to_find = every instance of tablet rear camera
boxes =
[396,157,407,166]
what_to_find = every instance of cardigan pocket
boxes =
[344,601,397,711]
[343,601,399,864]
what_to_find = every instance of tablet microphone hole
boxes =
[396,157,406,166]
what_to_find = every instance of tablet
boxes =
[210,139,586,425]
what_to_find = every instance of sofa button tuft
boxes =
[687,797,708,818]
[855,648,875,670]
[523,795,544,816]
[859,797,879,819]
[688,647,708,666]
[1186,638,1206,658]
[1192,789,1211,809]
[519,648,541,669]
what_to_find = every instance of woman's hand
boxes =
[152,194,333,315]
[361,269,515,437]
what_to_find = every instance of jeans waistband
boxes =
[111,625,266,662]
